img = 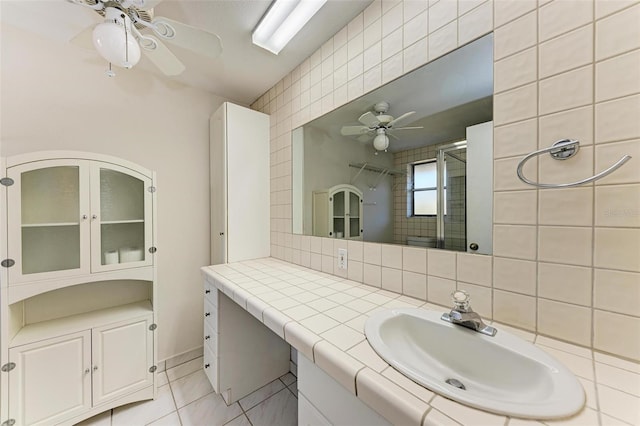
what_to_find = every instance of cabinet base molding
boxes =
[60,385,154,426]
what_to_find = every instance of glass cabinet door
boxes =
[348,191,362,238]
[90,163,153,271]
[7,160,91,283]
[331,190,345,238]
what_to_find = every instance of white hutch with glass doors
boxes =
[312,184,363,239]
[0,151,157,426]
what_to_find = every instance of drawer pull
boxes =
[205,312,211,317]
[205,335,210,340]
[204,363,210,369]
[205,289,211,294]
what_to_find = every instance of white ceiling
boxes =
[0,0,372,105]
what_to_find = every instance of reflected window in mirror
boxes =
[410,160,439,216]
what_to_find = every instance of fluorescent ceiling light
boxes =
[253,0,327,55]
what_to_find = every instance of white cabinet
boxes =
[8,331,91,426]
[312,184,363,239]
[202,276,289,404]
[7,306,153,426]
[210,102,270,264]
[0,152,157,426]
[5,158,154,288]
[91,316,154,406]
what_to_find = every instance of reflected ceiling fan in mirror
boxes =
[340,101,423,152]
[67,0,223,77]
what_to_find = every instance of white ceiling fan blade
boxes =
[151,16,223,59]
[139,35,186,76]
[127,0,163,10]
[387,111,416,128]
[392,126,424,131]
[341,125,371,136]
[358,111,381,127]
[387,132,399,141]
[69,26,95,50]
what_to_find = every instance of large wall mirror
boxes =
[292,34,494,254]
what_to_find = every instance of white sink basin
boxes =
[365,308,585,419]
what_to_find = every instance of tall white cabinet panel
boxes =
[466,121,493,255]
[8,331,91,426]
[210,102,270,264]
[92,315,154,406]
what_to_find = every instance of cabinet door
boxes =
[7,160,91,284]
[90,163,154,272]
[347,190,363,239]
[91,315,154,406]
[331,190,345,238]
[9,330,92,426]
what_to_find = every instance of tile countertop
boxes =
[201,258,640,426]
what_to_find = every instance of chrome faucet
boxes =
[441,290,497,337]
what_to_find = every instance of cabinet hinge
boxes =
[1,419,16,426]
[1,259,15,268]
[149,323,157,331]
[0,177,14,187]
[148,186,156,193]
[148,247,157,254]
[149,365,157,373]
[1,362,15,372]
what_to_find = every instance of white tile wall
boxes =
[253,0,640,361]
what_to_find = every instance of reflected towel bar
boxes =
[516,139,632,188]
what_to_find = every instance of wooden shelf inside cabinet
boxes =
[10,300,153,348]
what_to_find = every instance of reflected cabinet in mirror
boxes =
[292,34,494,254]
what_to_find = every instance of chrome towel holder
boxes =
[516,139,632,188]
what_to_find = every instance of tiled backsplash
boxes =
[251,0,640,361]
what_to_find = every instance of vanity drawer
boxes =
[204,280,218,304]
[203,344,218,392]
[204,321,217,353]
[204,298,218,332]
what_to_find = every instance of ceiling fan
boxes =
[340,101,423,152]
[67,0,223,77]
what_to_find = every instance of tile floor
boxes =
[77,357,298,426]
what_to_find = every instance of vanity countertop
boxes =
[201,258,639,426]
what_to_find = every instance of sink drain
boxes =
[445,378,466,390]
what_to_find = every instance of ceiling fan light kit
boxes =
[373,129,390,152]
[253,0,327,54]
[92,7,141,69]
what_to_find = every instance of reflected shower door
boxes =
[438,145,467,251]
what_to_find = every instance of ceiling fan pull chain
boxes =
[106,62,116,78]
[123,14,131,68]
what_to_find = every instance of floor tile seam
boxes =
[223,413,252,426]
[166,359,205,383]
[244,387,295,418]
[172,369,218,409]
[238,381,288,412]
[143,410,181,426]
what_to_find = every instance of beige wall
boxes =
[254,0,640,361]
[0,24,230,361]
